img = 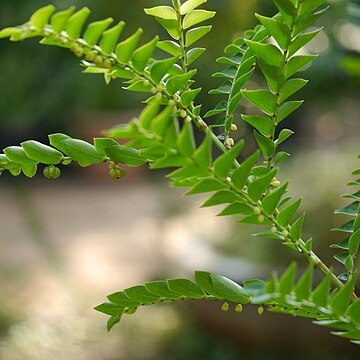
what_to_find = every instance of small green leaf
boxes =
[242,115,273,138]
[66,7,91,39]
[50,7,76,33]
[48,133,72,154]
[150,57,178,83]
[181,88,202,107]
[290,213,305,240]
[186,178,227,195]
[242,90,277,115]
[330,275,357,315]
[100,21,125,54]
[279,262,297,297]
[144,6,178,20]
[288,29,321,57]
[83,18,113,45]
[262,182,289,215]
[145,281,180,299]
[248,169,277,202]
[245,40,284,68]
[61,139,105,167]
[285,55,318,79]
[213,140,245,178]
[277,101,303,123]
[183,10,216,29]
[231,151,260,189]
[157,40,182,56]
[29,5,55,29]
[253,131,276,160]
[277,129,294,145]
[210,274,250,303]
[194,271,215,295]
[186,47,206,64]
[311,274,330,307]
[124,286,160,304]
[132,36,159,72]
[21,140,63,165]
[107,316,120,332]
[177,119,196,156]
[116,28,143,63]
[105,145,146,167]
[193,131,212,169]
[348,228,360,257]
[277,198,302,227]
[180,0,208,15]
[186,25,212,47]
[157,18,181,40]
[218,202,253,216]
[93,138,119,155]
[348,299,360,325]
[4,146,37,166]
[299,0,327,16]
[167,279,206,298]
[279,78,308,103]
[294,266,313,301]
[202,190,239,207]
[166,69,197,95]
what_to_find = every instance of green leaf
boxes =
[157,40,182,57]
[311,274,331,307]
[194,271,215,295]
[139,99,161,130]
[186,26,212,47]
[168,279,206,298]
[177,120,196,156]
[213,140,245,179]
[107,291,139,308]
[183,10,216,30]
[150,57,178,83]
[202,190,239,207]
[157,18,181,40]
[66,7,91,39]
[50,7,76,33]
[231,151,260,189]
[262,182,289,215]
[294,266,313,301]
[144,6,178,20]
[242,115,273,138]
[186,48,206,65]
[29,5,55,29]
[274,0,296,28]
[84,18,113,45]
[299,0,328,16]
[180,0,208,15]
[285,55,318,79]
[4,146,37,166]
[94,138,119,155]
[0,27,21,40]
[277,101,303,122]
[145,281,180,300]
[124,286,160,304]
[245,40,284,68]
[255,14,290,50]
[193,131,212,169]
[105,145,146,167]
[166,70,197,95]
[248,169,277,202]
[288,29,321,57]
[253,131,276,160]
[181,88,202,107]
[151,106,174,137]
[348,228,360,257]
[116,28,143,63]
[210,274,250,303]
[21,140,63,165]
[277,129,294,145]
[48,133,72,154]
[218,202,253,216]
[107,316,120,332]
[22,164,38,178]
[257,60,284,94]
[330,276,357,315]
[279,262,297,296]
[100,22,125,54]
[335,202,359,217]
[348,299,360,325]
[276,198,302,227]
[94,303,124,316]
[186,178,227,195]
[61,139,105,167]
[132,36,159,72]
[279,78,308,103]
[242,90,277,116]
[290,213,305,240]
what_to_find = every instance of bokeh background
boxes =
[1,0,360,359]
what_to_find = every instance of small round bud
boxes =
[60,37,68,45]
[43,165,61,179]
[151,87,157,94]
[180,110,187,118]
[143,79,150,87]
[155,92,163,100]
[231,124,238,132]
[225,138,235,148]
[282,230,289,238]
[86,51,96,62]
[109,166,126,180]
[257,215,265,223]
[271,178,281,188]
[221,301,230,312]
[257,306,264,315]
[168,99,176,107]
[235,304,243,313]
[94,55,103,66]
[271,226,277,233]
[253,206,261,215]
[185,116,192,122]
[103,59,112,69]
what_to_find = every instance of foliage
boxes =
[0,0,359,345]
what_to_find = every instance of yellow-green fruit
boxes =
[257,306,264,315]
[257,215,265,223]
[86,51,96,61]
[253,206,261,215]
[271,226,277,233]
[109,167,126,180]
[282,230,289,238]
[235,304,243,313]
[231,124,238,132]
[221,301,230,312]
[94,55,103,66]
[109,162,117,170]
[143,79,150,87]
[180,110,187,118]
[103,59,112,69]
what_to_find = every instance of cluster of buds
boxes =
[43,164,61,179]
[70,42,84,58]
[108,162,126,180]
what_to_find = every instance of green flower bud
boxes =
[271,226,277,233]
[109,166,126,180]
[185,116,192,122]
[257,215,265,223]
[225,138,235,148]
[257,306,264,315]
[282,230,289,238]
[86,51,96,61]
[271,178,281,188]
[235,304,243,313]
[143,79,150,87]
[155,92,163,100]
[94,55,103,66]
[103,59,112,69]
[221,301,230,312]
[43,165,61,179]
[253,206,261,215]
[180,110,187,118]
[231,124,238,132]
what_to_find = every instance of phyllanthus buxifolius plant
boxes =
[0,0,359,344]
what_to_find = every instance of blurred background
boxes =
[1,0,360,359]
